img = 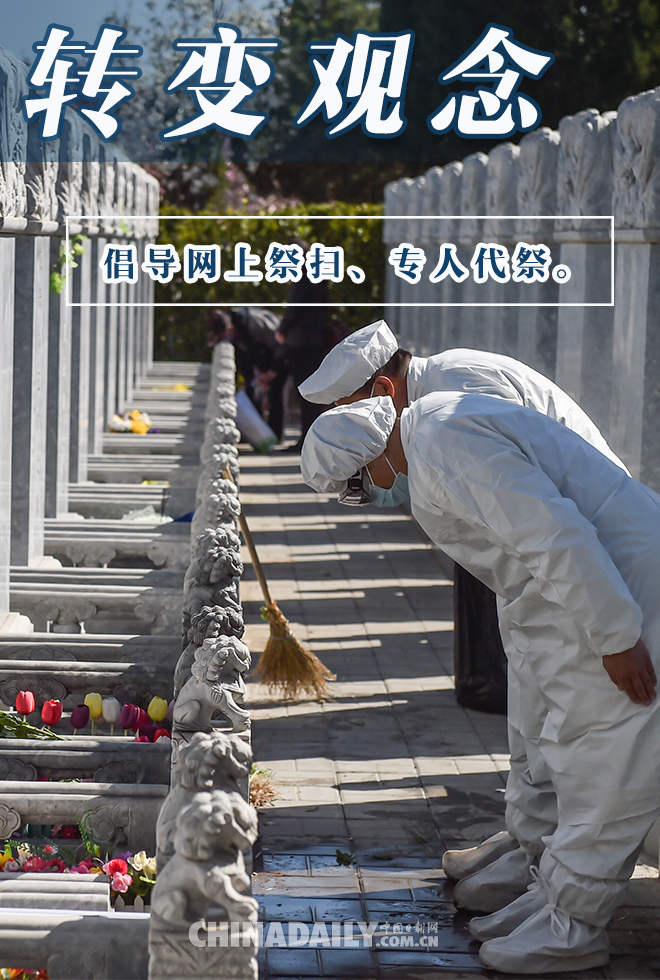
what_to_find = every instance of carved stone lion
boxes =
[151,790,258,926]
[173,636,251,735]
[156,731,251,865]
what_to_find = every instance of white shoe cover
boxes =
[442,831,518,882]
[478,904,610,974]
[469,886,546,942]
[453,847,535,913]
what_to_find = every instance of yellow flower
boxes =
[0,853,15,870]
[147,697,168,722]
[84,692,103,718]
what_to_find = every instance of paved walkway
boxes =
[241,450,660,980]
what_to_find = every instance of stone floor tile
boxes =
[264,948,321,976]
[262,854,309,873]
[318,949,376,976]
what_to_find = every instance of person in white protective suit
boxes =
[300,395,660,975]
[299,318,631,913]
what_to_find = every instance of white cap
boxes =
[301,397,397,493]
[298,320,398,404]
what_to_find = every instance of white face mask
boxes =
[365,456,410,507]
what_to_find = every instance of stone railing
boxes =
[149,342,258,980]
[0,43,158,612]
[384,90,660,490]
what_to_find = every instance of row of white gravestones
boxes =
[0,46,159,626]
[384,88,660,491]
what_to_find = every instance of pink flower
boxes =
[103,858,129,876]
[110,871,132,893]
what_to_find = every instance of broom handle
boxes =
[222,468,274,608]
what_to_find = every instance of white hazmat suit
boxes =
[401,349,630,872]
[398,390,660,928]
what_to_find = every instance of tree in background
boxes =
[378,0,660,163]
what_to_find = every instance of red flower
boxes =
[103,858,129,876]
[154,728,171,741]
[22,856,47,872]
[41,700,63,725]
[119,703,140,731]
[15,690,36,715]
[44,858,66,873]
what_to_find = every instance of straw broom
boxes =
[222,469,335,700]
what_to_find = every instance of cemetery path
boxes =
[242,449,660,980]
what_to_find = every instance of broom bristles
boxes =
[254,602,335,700]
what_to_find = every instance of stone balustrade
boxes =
[149,342,257,980]
[384,87,660,489]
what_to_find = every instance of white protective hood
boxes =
[298,320,398,403]
[300,396,397,492]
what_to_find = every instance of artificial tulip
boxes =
[15,691,35,718]
[135,708,149,731]
[139,723,158,741]
[41,700,62,726]
[70,704,90,733]
[119,703,140,735]
[166,699,175,722]
[84,693,103,718]
[154,729,171,741]
[147,696,168,723]
[102,697,121,736]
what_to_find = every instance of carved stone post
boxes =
[11,233,50,565]
[0,237,15,620]
[610,88,660,486]
[383,180,401,334]
[458,152,488,350]
[391,178,414,347]
[436,161,463,349]
[88,236,107,456]
[483,142,521,355]
[554,109,616,435]
[45,235,72,518]
[516,127,561,377]
[419,166,443,355]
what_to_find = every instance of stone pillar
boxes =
[516,128,561,376]
[45,236,72,518]
[11,235,50,565]
[555,109,616,435]
[117,280,130,411]
[383,181,401,333]
[104,282,119,425]
[392,178,414,347]
[610,88,660,487]
[88,237,107,456]
[69,241,91,484]
[483,143,521,355]
[458,152,488,350]
[0,238,15,616]
[404,174,426,353]
[419,166,443,355]
[435,161,464,350]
